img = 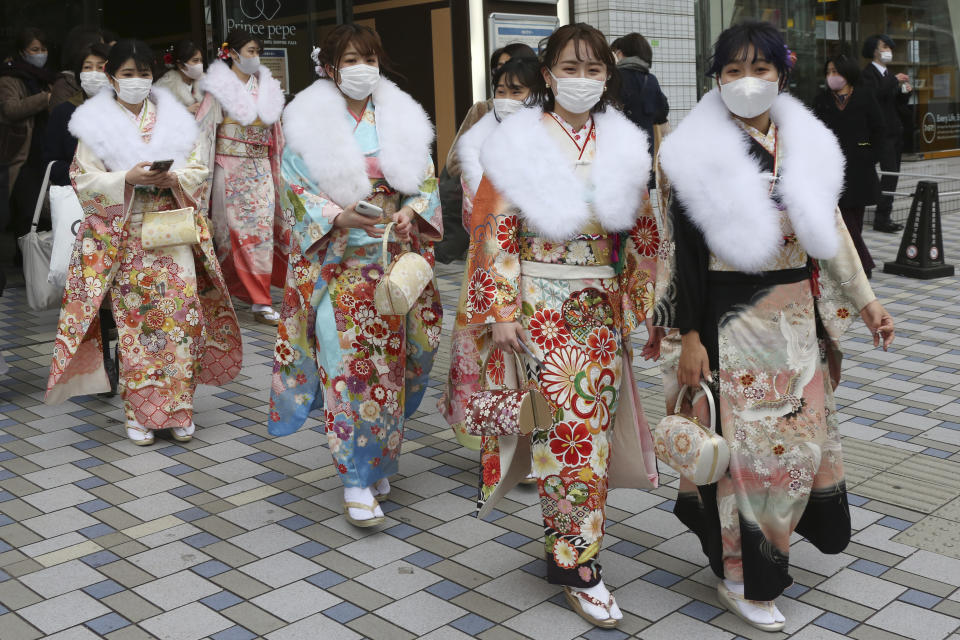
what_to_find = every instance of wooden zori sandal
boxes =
[343,498,385,528]
[563,586,619,629]
[716,582,785,632]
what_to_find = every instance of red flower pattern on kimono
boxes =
[529,308,571,352]
[550,421,593,466]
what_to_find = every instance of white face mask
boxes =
[233,52,260,75]
[879,50,893,64]
[549,70,605,114]
[23,52,47,68]
[493,98,524,120]
[79,71,109,97]
[113,76,152,105]
[182,63,204,80]
[337,64,380,100]
[718,76,779,118]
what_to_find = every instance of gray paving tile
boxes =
[376,591,467,635]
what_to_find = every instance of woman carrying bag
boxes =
[654,22,894,632]
[268,24,442,528]
[45,40,242,446]
[462,23,659,628]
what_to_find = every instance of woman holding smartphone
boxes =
[198,29,286,325]
[46,39,241,445]
[268,24,442,527]
[654,21,894,631]
[461,24,659,628]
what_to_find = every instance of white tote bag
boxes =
[17,162,63,311]
[47,184,85,287]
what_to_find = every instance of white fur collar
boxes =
[659,89,842,272]
[68,87,198,171]
[282,78,434,207]
[479,107,650,242]
[456,110,499,195]
[200,60,284,125]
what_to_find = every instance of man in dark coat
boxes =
[860,34,912,233]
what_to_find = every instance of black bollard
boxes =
[883,180,955,279]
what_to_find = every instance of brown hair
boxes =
[317,24,394,83]
[536,23,619,113]
[224,29,263,68]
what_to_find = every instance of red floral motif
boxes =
[290,184,305,195]
[275,340,295,369]
[549,421,593,466]
[739,373,755,386]
[630,215,660,257]
[497,215,520,254]
[528,308,570,352]
[482,454,501,486]
[487,348,505,386]
[467,269,497,315]
[370,384,388,405]
[836,307,850,319]
[349,358,373,379]
[321,263,344,283]
[585,326,617,367]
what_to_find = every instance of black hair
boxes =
[60,26,102,69]
[706,21,790,87]
[172,39,202,67]
[489,42,537,72]
[492,56,542,96]
[614,32,653,65]
[100,29,119,44]
[224,29,263,68]
[71,42,111,80]
[824,54,860,86]
[861,34,895,59]
[15,27,48,56]
[104,39,155,77]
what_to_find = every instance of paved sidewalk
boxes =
[0,218,959,640]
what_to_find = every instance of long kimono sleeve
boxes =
[170,133,210,210]
[462,177,521,325]
[279,148,346,260]
[816,208,877,341]
[671,196,710,335]
[618,192,658,333]
[402,159,443,242]
[71,141,132,220]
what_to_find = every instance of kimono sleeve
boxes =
[670,195,710,335]
[70,140,131,221]
[462,176,521,326]
[401,159,443,242]
[171,132,211,210]
[816,208,876,341]
[618,192,658,333]
[279,147,345,258]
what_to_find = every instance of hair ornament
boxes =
[311,46,326,77]
[217,41,230,61]
[784,44,797,69]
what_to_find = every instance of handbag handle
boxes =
[673,380,716,431]
[31,161,55,231]
[379,219,415,271]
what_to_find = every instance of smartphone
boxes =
[355,201,383,219]
[149,159,174,172]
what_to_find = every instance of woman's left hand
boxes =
[860,300,894,350]
[392,206,415,241]
[642,317,664,361]
[151,171,179,190]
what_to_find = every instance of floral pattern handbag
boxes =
[374,221,434,316]
[141,207,200,250]
[653,381,730,485]
[466,351,553,436]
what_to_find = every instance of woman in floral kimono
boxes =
[440,56,541,451]
[46,39,242,445]
[198,30,286,325]
[268,24,442,527]
[654,22,895,632]
[463,24,659,628]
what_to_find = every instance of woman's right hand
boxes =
[677,330,712,387]
[492,321,525,354]
[125,162,162,186]
[333,204,384,238]
[187,102,201,115]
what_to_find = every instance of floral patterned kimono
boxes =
[464,107,659,588]
[440,110,501,450]
[268,78,442,489]
[198,60,287,305]
[655,89,877,601]
[46,87,242,427]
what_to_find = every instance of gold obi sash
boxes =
[216,118,271,158]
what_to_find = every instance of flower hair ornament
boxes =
[162,46,174,68]
[784,44,797,70]
[217,41,231,61]
[311,46,326,77]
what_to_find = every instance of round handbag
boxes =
[652,381,730,485]
[373,221,433,316]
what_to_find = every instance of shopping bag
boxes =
[17,162,64,311]
[47,184,84,287]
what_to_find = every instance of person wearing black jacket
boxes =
[861,34,912,232]
[814,55,885,277]
[612,33,668,190]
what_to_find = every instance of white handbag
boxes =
[373,221,433,316]
[653,381,730,485]
[47,183,85,287]
[17,162,64,311]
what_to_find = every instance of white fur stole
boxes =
[456,110,499,195]
[200,60,285,125]
[658,89,843,272]
[282,78,434,208]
